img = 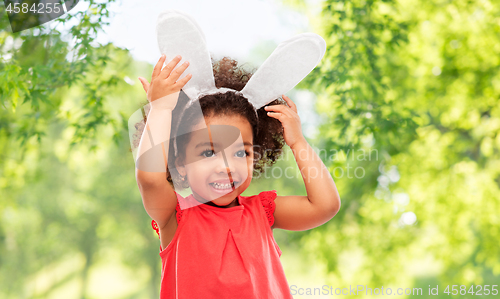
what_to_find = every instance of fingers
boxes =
[167,60,191,83]
[159,55,183,80]
[138,77,150,93]
[152,55,166,81]
[264,104,294,118]
[282,95,297,113]
[144,55,191,99]
[174,73,193,89]
[266,111,284,122]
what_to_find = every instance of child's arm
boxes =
[265,95,341,231]
[135,55,192,231]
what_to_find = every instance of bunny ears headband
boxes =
[156,10,326,108]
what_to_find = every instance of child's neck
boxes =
[204,196,240,208]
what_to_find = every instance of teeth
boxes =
[211,182,235,189]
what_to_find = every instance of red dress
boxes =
[151,190,293,299]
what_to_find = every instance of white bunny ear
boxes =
[241,33,326,108]
[156,10,216,101]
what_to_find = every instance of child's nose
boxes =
[214,157,232,174]
[214,154,236,174]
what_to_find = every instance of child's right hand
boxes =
[138,55,192,110]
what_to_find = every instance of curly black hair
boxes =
[132,57,287,189]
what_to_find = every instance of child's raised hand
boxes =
[138,55,192,110]
[265,95,307,149]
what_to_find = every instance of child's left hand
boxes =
[265,95,307,149]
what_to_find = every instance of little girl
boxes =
[134,54,340,298]
[132,10,340,299]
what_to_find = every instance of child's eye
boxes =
[201,149,216,158]
[235,150,249,158]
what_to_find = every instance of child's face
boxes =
[176,114,254,206]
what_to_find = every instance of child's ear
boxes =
[175,159,186,176]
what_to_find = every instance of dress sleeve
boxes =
[151,219,160,238]
[175,199,183,224]
[151,195,184,238]
[260,190,278,226]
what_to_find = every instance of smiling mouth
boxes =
[209,181,237,190]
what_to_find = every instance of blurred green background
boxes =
[1,0,500,298]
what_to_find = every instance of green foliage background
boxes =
[1,0,499,298]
